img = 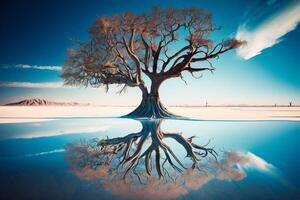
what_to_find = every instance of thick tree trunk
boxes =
[124,80,179,118]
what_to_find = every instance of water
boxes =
[0,118,299,200]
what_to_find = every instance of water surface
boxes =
[0,118,299,200]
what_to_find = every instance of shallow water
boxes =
[0,118,299,200]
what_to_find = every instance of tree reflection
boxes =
[65,120,270,200]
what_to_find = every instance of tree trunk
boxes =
[124,80,178,118]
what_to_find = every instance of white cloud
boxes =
[0,81,64,88]
[236,1,300,59]
[3,64,62,71]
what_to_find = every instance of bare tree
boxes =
[61,7,244,118]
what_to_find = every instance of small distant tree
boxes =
[61,7,244,118]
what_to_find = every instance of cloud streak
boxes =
[236,1,300,59]
[3,64,62,71]
[0,81,64,88]
[20,125,109,139]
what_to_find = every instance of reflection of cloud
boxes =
[24,149,65,157]
[236,1,300,59]
[16,125,109,139]
[181,169,213,190]
[104,176,188,200]
[3,64,62,71]
[214,151,273,181]
[72,166,188,200]
[72,166,111,180]
[69,150,274,200]
[220,151,273,171]
[1,149,66,159]
[0,81,64,88]
[243,152,273,171]
[0,118,53,124]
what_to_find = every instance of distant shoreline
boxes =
[168,105,300,108]
[2,105,300,108]
[0,106,299,123]
[3,98,299,107]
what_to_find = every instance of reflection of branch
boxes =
[164,133,217,168]
[68,120,218,182]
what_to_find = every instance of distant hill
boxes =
[4,98,91,106]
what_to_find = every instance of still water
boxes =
[0,118,299,200]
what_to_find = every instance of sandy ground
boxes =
[0,106,299,123]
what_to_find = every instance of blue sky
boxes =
[0,0,299,106]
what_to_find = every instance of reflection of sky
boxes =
[0,0,299,105]
[0,119,299,199]
[0,119,109,140]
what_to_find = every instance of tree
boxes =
[61,7,244,118]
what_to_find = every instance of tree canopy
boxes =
[62,7,243,91]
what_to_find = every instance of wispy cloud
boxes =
[236,1,300,60]
[0,81,64,88]
[3,64,62,71]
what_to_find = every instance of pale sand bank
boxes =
[0,106,299,123]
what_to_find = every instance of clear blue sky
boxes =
[0,0,299,106]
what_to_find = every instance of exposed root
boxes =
[123,95,180,119]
